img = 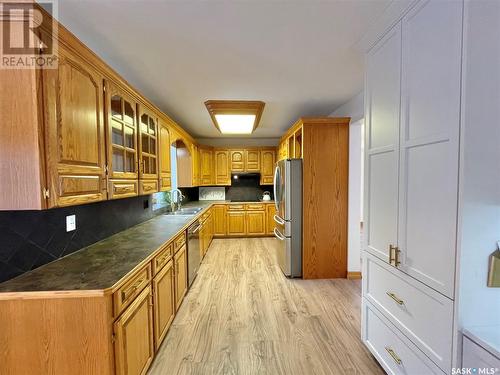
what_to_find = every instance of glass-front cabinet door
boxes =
[105,80,139,199]
[138,105,159,181]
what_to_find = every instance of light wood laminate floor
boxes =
[148,238,384,375]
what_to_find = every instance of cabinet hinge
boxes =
[111,333,116,343]
[43,188,50,199]
[105,164,109,175]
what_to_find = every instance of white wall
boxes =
[330,92,365,273]
[329,91,364,123]
[458,0,500,329]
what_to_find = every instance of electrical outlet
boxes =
[66,215,76,232]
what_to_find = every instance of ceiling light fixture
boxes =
[205,100,265,135]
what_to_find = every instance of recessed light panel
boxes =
[205,100,265,134]
[215,114,256,134]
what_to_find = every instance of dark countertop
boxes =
[0,201,215,293]
[0,200,275,294]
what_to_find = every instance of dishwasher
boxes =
[187,219,202,288]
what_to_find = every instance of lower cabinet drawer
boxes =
[227,204,245,211]
[173,232,186,253]
[113,265,152,317]
[245,203,265,211]
[152,242,173,275]
[362,299,445,375]
[363,253,453,372]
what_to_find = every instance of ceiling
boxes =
[55,0,392,141]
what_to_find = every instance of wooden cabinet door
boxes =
[230,150,245,172]
[138,105,159,194]
[200,148,213,186]
[114,286,154,375]
[43,45,106,207]
[245,150,260,172]
[174,245,187,311]
[226,211,246,236]
[246,211,266,236]
[213,205,227,236]
[397,0,462,298]
[364,22,401,265]
[191,144,200,186]
[158,119,171,192]
[266,204,276,235]
[260,150,275,185]
[214,151,230,185]
[152,259,174,351]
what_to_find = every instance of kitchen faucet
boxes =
[169,189,185,212]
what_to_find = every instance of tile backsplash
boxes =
[0,195,165,284]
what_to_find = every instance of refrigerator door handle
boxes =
[274,228,286,241]
[273,165,280,212]
[274,214,285,225]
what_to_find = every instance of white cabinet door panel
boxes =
[364,23,402,264]
[398,0,462,298]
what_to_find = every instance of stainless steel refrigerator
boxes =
[273,159,302,277]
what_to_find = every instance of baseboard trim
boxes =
[347,272,362,280]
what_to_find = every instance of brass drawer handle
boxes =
[143,184,154,191]
[385,347,402,365]
[389,245,401,267]
[121,278,145,301]
[386,292,404,305]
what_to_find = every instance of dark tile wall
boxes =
[0,195,165,283]
[180,174,274,202]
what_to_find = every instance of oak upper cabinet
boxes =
[200,147,213,186]
[245,150,260,172]
[191,144,200,186]
[230,150,245,172]
[364,23,402,265]
[158,118,172,192]
[266,204,276,235]
[152,259,175,350]
[226,211,246,236]
[260,149,276,185]
[174,244,187,310]
[213,204,227,236]
[113,286,154,375]
[214,150,231,185]
[105,80,140,200]
[246,211,266,236]
[138,106,159,195]
[396,0,462,298]
[43,44,107,207]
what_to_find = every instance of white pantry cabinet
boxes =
[397,0,462,299]
[362,0,463,373]
[364,22,401,265]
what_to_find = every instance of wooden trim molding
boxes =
[347,272,362,280]
[204,100,265,133]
